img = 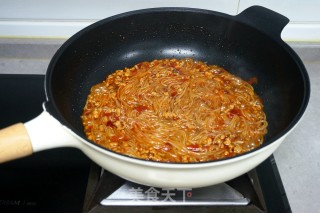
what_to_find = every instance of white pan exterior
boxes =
[24,108,292,188]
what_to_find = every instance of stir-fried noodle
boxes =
[82,58,267,162]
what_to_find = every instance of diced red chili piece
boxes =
[162,143,172,152]
[171,91,178,97]
[187,144,201,152]
[101,112,112,116]
[247,77,258,85]
[111,134,124,142]
[135,105,149,113]
[106,121,115,127]
[228,108,242,118]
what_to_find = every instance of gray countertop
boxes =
[0,38,319,213]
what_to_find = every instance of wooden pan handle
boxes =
[0,123,33,163]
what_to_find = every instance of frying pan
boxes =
[0,6,310,188]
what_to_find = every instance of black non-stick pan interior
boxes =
[46,7,310,150]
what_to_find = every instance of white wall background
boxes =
[0,0,319,41]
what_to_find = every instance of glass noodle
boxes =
[81,58,267,163]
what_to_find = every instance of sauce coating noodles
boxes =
[81,59,267,162]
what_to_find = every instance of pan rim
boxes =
[44,6,311,166]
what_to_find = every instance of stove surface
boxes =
[0,74,291,212]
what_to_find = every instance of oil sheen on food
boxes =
[81,58,267,163]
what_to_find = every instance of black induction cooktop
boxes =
[0,74,291,213]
